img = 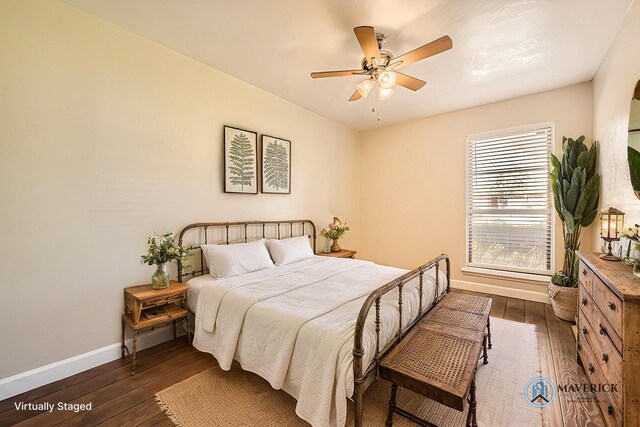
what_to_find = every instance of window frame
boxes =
[464,122,555,279]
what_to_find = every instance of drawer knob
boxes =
[577,343,582,351]
[601,353,609,363]
[608,301,616,310]
[582,269,587,275]
[608,405,614,416]
[582,326,588,335]
[599,323,607,336]
[588,363,595,374]
[581,297,587,305]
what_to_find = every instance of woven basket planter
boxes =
[548,283,578,322]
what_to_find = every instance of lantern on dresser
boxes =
[599,207,625,260]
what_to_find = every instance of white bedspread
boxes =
[191,256,446,427]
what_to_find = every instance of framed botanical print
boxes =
[261,135,291,194]
[224,126,258,194]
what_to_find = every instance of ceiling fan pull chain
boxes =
[371,87,376,114]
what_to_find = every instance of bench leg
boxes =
[482,335,488,365]
[466,376,478,427]
[386,383,398,427]
[486,317,492,350]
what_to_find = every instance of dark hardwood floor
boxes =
[0,291,603,426]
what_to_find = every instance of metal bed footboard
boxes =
[352,254,450,427]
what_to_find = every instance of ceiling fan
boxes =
[311,26,452,103]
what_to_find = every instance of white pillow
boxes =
[201,239,274,279]
[266,236,315,266]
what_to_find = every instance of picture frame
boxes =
[224,126,258,194]
[261,135,291,194]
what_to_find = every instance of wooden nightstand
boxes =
[122,281,189,375]
[318,249,357,259]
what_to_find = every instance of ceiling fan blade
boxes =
[391,35,452,69]
[349,91,362,102]
[395,72,426,91]
[353,26,381,66]
[310,70,364,78]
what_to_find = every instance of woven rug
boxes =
[156,317,542,426]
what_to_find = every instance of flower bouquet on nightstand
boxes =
[142,233,193,289]
[320,217,350,253]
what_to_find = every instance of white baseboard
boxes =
[0,325,177,401]
[451,279,551,304]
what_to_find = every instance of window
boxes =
[466,124,553,276]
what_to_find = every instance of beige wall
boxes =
[592,0,640,243]
[0,0,360,378]
[359,83,593,295]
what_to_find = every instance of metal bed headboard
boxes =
[177,220,317,283]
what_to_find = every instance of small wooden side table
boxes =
[318,249,357,259]
[122,281,189,375]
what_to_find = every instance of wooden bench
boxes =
[379,293,492,426]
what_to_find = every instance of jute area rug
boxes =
[156,317,542,426]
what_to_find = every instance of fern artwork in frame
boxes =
[224,126,258,194]
[261,135,291,194]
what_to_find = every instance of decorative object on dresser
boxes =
[318,248,357,259]
[142,232,194,289]
[621,224,640,277]
[549,136,600,321]
[122,281,189,375]
[577,251,640,426]
[320,217,350,252]
[599,207,625,261]
[224,125,258,194]
[261,135,291,194]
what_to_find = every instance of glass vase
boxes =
[151,262,170,289]
[634,261,640,278]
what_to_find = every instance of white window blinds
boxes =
[466,125,553,275]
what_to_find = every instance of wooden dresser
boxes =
[577,252,640,426]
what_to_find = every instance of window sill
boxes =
[461,267,551,285]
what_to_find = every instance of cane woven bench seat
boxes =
[380,322,484,412]
[424,306,487,332]
[386,327,474,391]
[439,293,491,315]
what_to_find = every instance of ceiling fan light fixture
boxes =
[378,71,397,89]
[356,78,374,98]
[378,86,395,101]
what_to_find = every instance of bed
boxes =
[177,220,450,427]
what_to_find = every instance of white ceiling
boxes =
[64,0,632,131]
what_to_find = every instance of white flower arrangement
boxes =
[142,232,193,265]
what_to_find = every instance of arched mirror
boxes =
[628,80,640,198]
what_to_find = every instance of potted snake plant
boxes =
[549,136,600,321]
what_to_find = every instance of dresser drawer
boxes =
[578,307,623,406]
[579,283,593,312]
[579,260,594,294]
[597,389,624,427]
[577,336,623,427]
[592,275,623,339]
[579,285,623,355]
